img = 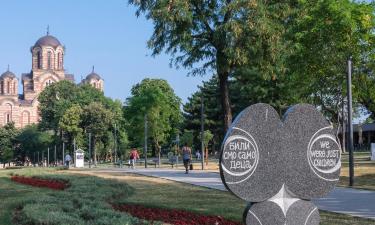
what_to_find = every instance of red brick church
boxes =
[0,32,104,128]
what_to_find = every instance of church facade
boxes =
[0,33,104,128]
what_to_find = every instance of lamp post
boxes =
[54,145,57,166]
[89,133,92,168]
[114,123,117,163]
[47,147,50,167]
[201,96,205,170]
[144,114,148,168]
[347,57,354,186]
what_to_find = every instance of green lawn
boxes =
[0,168,143,225]
[0,168,374,225]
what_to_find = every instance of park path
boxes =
[91,167,375,220]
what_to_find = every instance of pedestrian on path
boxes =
[181,143,192,174]
[64,153,72,168]
[129,148,139,169]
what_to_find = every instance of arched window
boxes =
[21,111,30,128]
[7,81,10,94]
[45,79,53,87]
[4,103,12,124]
[47,51,52,69]
[6,113,11,123]
[37,51,42,69]
[0,81,3,94]
[57,52,62,69]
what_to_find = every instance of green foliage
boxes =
[38,81,128,162]
[124,79,182,155]
[287,0,375,122]
[203,130,214,147]
[180,130,194,147]
[129,0,296,130]
[15,125,53,160]
[2,168,143,225]
[0,123,18,164]
[59,104,83,148]
[38,81,79,131]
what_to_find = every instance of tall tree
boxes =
[124,79,182,157]
[59,104,83,151]
[287,0,375,122]
[38,81,79,132]
[16,125,53,163]
[0,123,18,167]
[129,0,293,131]
[81,102,114,165]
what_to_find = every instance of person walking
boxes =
[64,153,72,168]
[181,143,192,174]
[129,148,139,169]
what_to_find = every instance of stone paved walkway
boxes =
[91,167,375,220]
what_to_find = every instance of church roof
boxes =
[1,70,16,79]
[86,66,102,80]
[86,72,101,80]
[65,74,75,81]
[34,35,62,48]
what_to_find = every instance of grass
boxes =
[67,170,375,225]
[0,168,144,225]
[339,152,375,190]
[0,167,374,225]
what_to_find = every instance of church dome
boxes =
[86,67,101,80]
[34,35,61,48]
[1,70,16,79]
[86,72,101,80]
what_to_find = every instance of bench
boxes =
[167,156,178,168]
[148,159,160,168]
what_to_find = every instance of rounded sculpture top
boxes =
[86,72,101,80]
[0,70,16,79]
[34,35,62,48]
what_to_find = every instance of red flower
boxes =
[112,204,243,225]
[11,176,69,190]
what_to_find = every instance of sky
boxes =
[0,0,209,103]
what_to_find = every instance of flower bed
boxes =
[113,204,243,225]
[11,176,69,190]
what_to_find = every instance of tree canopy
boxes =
[124,78,182,156]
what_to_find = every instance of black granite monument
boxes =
[220,103,341,225]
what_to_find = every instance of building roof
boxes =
[34,35,62,48]
[353,123,375,132]
[18,99,33,106]
[86,72,101,80]
[1,70,16,79]
[22,73,32,80]
[65,74,75,81]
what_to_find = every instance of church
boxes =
[0,32,104,128]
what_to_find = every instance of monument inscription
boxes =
[221,133,259,180]
[220,103,341,225]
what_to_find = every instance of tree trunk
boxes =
[93,138,97,166]
[218,72,232,132]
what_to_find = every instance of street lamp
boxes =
[201,95,205,170]
[144,114,148,168]
[88,133,92,168]
[347,57,354,186]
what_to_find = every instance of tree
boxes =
[59,104,83,151]
[0,123,18,167]
[82,102,114,165]
[180,130,194,147]
[38,81,79,132]
[287,0,375,122]
[124,79,182,159]
[16,125,53,164]
[129,0,294,131]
